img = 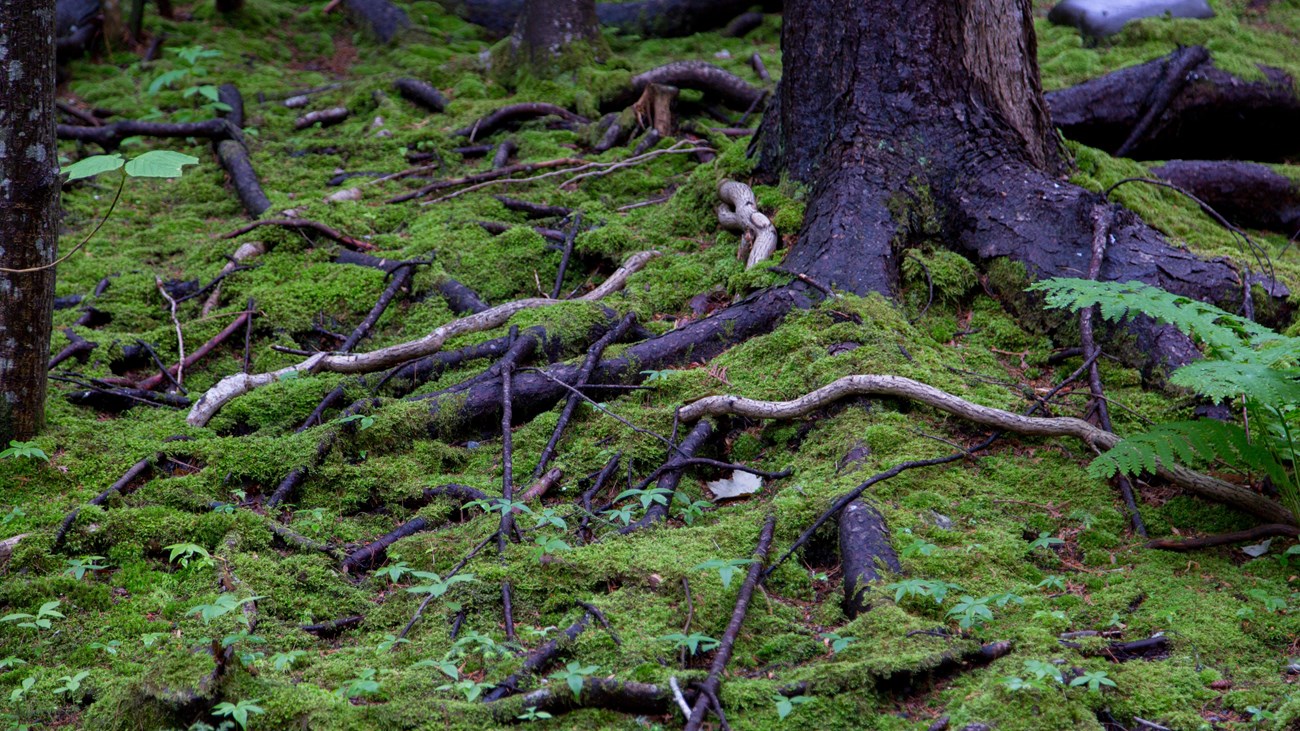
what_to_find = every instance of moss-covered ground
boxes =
[4,1,1300,729]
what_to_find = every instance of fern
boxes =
[1032,278,1300,522]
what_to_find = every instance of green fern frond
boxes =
[1028,279,1282,358]
[1089,420,1291,489]
[1170,361,1300,405]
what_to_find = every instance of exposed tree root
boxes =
[53,454,156,549]
[48,328,98,370]
[185,250,658,426]
[215,139,271,218]
[1151,160,1300,237]
[494,195,572,219]
[716,179,778,268]
[683,514,776,731]
[58,119,237,149]
[619,420,713,534]
[1045,46,1300,161]
[454,103,589,141]
[434,277,490,314]
[486,678,677,722]
[483,609,595,702]
[626,61,764,111]
[135,307,252,392]
[678,376,1294,525]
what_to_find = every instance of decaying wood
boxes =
[58,118,237,149]
[1150,160,1300,237]
[839,499,901,618]
[185,250,659,426]
[454,103,589,141]
[632,83,678,137]
[294,106,349,130]
[48,328,98,370]
[679,375,1294,525]
[716,179,778,268]
[1045,46,1300,161]
[394,78,448,113]
[215,139,271,218]
[1146,523,1299,551]
[625,61,764,110]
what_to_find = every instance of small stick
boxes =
[750,53,770,82]
[136,307,252,391]
[683,515,776,731]
[551,212,581,299]
[500,333,518,642]
[535,312,637,478]
[218,218,376,252]
[1147,523,1298,551]
[578,452,622,541]
[396,530,498,641]
[156,277,186,389]
[242,298,255,373]
[668,677,692,718]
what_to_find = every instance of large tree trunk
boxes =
[0,1,59,442]
[758,0,1285,360]
[493,0,607,81]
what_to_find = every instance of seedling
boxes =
[51,671,90,696]
[692,558,756,589]
[164,543,214,569]
[270,650,307,671]
[549,661,599,698]
[405,571,475,598]
[212,699,264,730]
[660,632,720,656]
[336,669,382,699]
[1,601,65,630]
[532,534,572,563]
[820,631,857,654]
[947,595,994,629]
[64,555,107,580]
[517,706,553,722]
[773,694,813,720]
[0,441,48,462]
[1069,669,1117,692]
[1029,532,1064,552]
[187,594,261,624]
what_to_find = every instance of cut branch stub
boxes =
[717,180,778,268]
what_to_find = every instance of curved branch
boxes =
[678,375,1294,525]
[186,251,659,426]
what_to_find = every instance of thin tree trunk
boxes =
[494,0,606,80]
[0,1,59,441]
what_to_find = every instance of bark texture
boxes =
[0,1,59,441]
[758,0,1285,365]
[496,0,607,78]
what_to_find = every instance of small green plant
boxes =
[147,46,231,122]
[692,558,756,589]
[549,661,599,698]
[773,694,813,720]
[675,495,712,525]
[165,543,214,569]
[375,634,410,652]
[336,669,382,699]
[532,508,567,530]
[1069,668,1117,692]
[0,507,24,525]
[1028,532,1064,552]
[1,601,65,630]
[1036,575,1066,592]
[1032,278,1300,521]
[88,640,122,656]
[374,561,412,583]
[64,555,107,580]
[660,632,720,656]
[1247,589,1287,613]
[141,632,169,648]
[820,631,857,654]
[604,504,635,525]
[947,595,994,629]
[532,534,572,563]
[270,650,307,671]
[886,578,962,604]
[0,441,48,462]
[0,657,26,670]
[1247,705,1278,724]
[412,657,460,680]
[405,571,475,598]
[336,414,376,430]
[51,671,90,696]
[615,486,673,513]
[901,538,940,557]
[212,699,264,730]
[188,594,261,625]
[439,678,491,702]
[517,706,553,722]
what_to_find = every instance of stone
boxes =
[1048,0,1214,37]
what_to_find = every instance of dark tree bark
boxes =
[494,0,607,80]
[0,1,59,442]
[1150,160,1300,237]
[758,0,1286,369]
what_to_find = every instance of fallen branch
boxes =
[683,514,776,731]
[486,678,677,722]
[678,375,1294,525]
[218,218,376,251]
[301,615,364,637]
[186,250,659,426]
[483,609,594,702]
[394,78,448,113]
[57,119,237,149]
[48,328,98,370]
[53,454,157,549]
[629,61,764,110]
[136,307,253,392]
[619,420,714,534]
[215,139,271,217]
[1146,524,1299,551]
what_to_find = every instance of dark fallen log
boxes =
[343,0,411,42]
[477,220,567,242]
[454,103,590,141]
[1060,635,1171,662]
[454,144,494,158]
[48,328,98,370]
[342,515,439,573]
[294,107,350,130]
[1146,523,1299,551]
[435,277,490,314]
[487,678,677,722]
[443,0,779,39]
[339,262,416,351]
[494,196,572,219]
[492,139,517,170]
[683,515,776,731]
[880,641,1014,696]
[622,61,764,111]
[1150,160,1300,237]
[1045,46,1300,161]
[66,386,190,411]
[415,287,802,438]
[301,614,364,637]
[223,219,375,251]
[215,139,271,218]
[839,500,901,618]
[394,78,448,114]
[58,118,236,150]
[217,83,245,129]
[721,11,764,37]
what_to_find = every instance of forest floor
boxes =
[4,1,1300,729]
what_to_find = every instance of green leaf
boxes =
[62,154,125,181]
[148,68,191,93]
[124,150,200,178]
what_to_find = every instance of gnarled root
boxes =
[716,180,778,268]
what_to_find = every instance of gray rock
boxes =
[1048,0,1214,37]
